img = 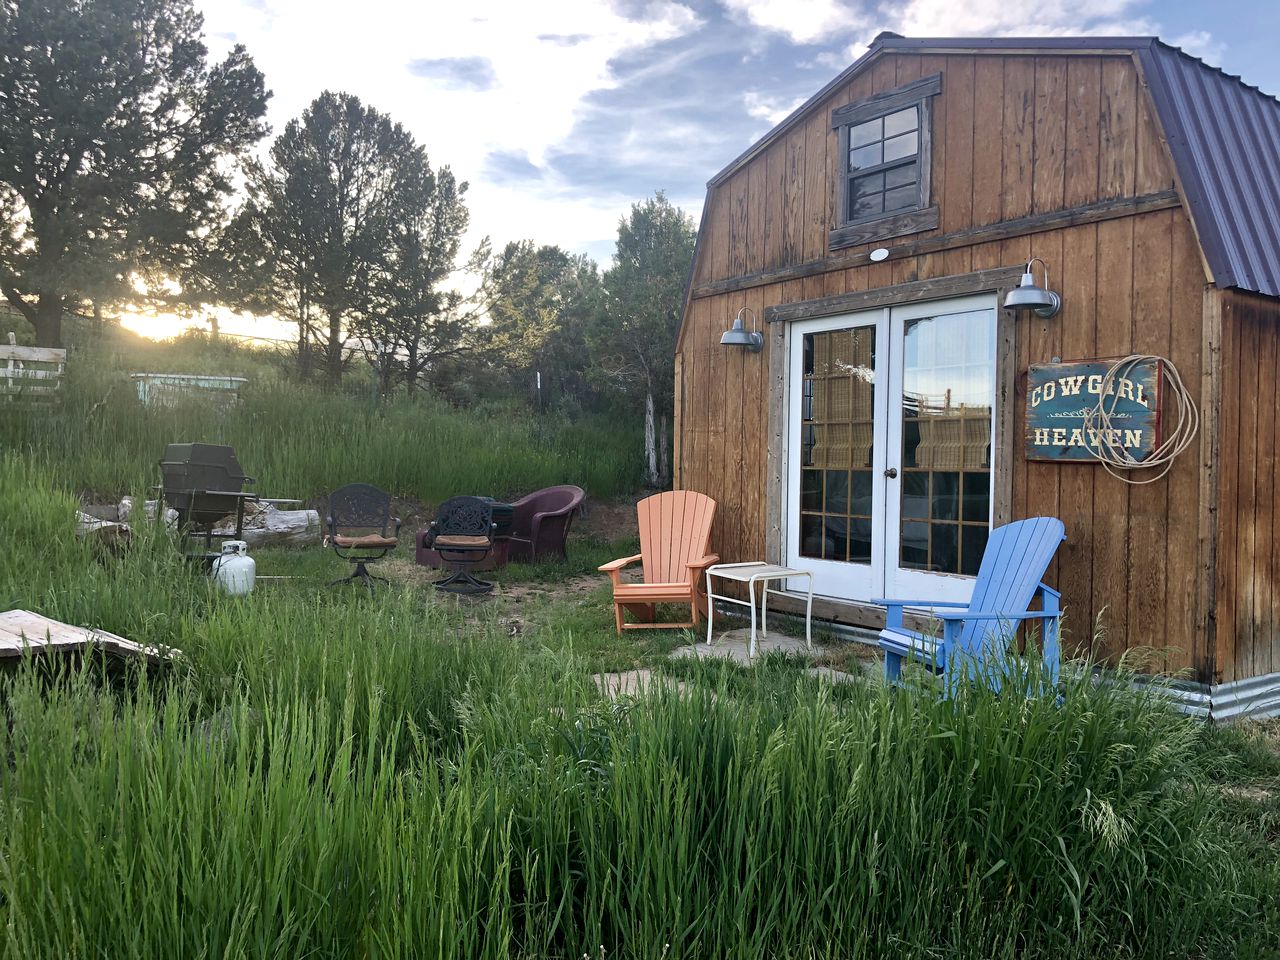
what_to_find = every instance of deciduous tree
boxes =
[592,192,696,486]
[481,241,603,409]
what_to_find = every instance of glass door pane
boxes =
[798,326,876,564]
[886,305,995,603]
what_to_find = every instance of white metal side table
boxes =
[705,562,814,658]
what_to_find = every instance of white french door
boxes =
[784,294,997,605]
[786,308,889,599]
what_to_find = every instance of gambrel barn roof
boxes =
[708,35,1280,299]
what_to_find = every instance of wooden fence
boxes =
[1,332,65,403]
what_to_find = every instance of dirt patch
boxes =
[813,640,881,674]
[497,575,602,604]
[376,554,444,587]
[578,496,643,541]
[328,492,645,549]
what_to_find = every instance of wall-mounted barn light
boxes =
[720,306,764,352]
[1004,258,1062,319]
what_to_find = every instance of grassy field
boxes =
[1,332,1279,958]
[0,325,644,503]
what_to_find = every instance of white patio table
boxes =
[705,561,814,658]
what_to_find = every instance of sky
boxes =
[125,0,1280,339]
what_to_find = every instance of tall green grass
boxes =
[0,383,1266,959]
[0,329,643,501]
[0,633,1252,958]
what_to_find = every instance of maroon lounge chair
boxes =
[506,485,585,562]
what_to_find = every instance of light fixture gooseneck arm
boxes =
[1025,257,1049,289]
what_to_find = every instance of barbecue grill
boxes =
[158,443,258,556]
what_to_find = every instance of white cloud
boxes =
[191,0,1223,283]
[883,0,1156,39]
[742,89,807,124]
[721,0,863,45]
[197,0,703,262]
[1168,30,1225,65]
[812,40,869,72]
[804,0,1213,88]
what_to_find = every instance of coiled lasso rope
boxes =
[1079,354,1200,484]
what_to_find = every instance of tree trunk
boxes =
[405,342,419,396]
[123,499,321,548]
[659,412,670,487]
[296,323,312,380]
[379,358,393,398]
[32,294,63,347]
[643,390,659,488]
[220,502,321,548]
[325,309,344,386]
[295,285,312,380]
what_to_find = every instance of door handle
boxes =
[884,467,898,479]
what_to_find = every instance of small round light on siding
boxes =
[870,247,890,262]
[720,307,764,352]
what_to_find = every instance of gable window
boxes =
[847,107,921,219]
[830,73,941,251]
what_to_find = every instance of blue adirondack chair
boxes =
[873,517,1066,694]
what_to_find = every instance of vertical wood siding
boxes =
[1215,289,1280,683]
[677,51,1231,680]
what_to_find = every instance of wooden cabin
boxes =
[674,35,1280,720]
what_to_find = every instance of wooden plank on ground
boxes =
[0,610,174,661]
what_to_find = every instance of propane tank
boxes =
[212,540,255,596]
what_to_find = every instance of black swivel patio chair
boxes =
[422,496,497,594]
[326,483,401,593]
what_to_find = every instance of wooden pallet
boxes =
[1,333,65,402]
[0,609,175,661]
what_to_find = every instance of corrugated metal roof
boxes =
[1139,41,1280,298]
[707,34,1280,300]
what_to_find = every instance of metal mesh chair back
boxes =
[328,483,393,535]
[433,496,495,539]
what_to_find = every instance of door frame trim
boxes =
[764,265,1025,566]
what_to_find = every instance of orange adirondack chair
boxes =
[600,491,719,632]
